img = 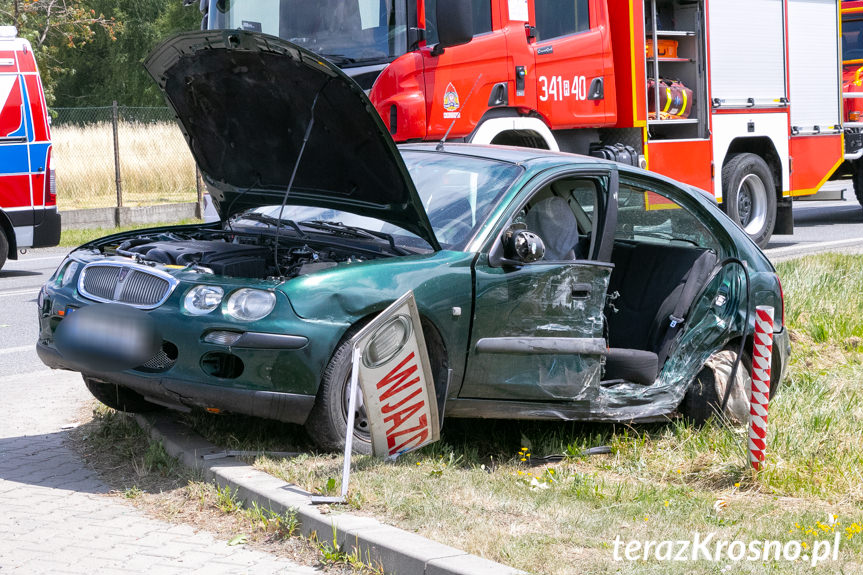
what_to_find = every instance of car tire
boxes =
[304,335,373,455]
[84,376,163,413]
[722,153,777,249]
[0,227,7,271]
[681,351,754,426]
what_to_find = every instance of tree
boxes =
[50,0,199,107]
[0,0,118,50]
[0,0,120,103]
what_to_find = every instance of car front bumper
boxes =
[37,341,316,424]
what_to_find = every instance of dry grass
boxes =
[53,122,198,210]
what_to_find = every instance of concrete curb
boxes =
[134,412,525,575]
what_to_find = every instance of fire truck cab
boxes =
[0,26,59,271]
[203,0,843,248]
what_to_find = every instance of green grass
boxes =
[59,219,204,247]
[165,254,863,573]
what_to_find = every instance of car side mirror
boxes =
[502,226,545,265]
[434,0,473,54]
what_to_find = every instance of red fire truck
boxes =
[0,26,58,271]
[838,1,863,204]
[202,0,843,248]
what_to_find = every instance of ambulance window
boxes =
[535,0,590,41]
[425,0,492,45]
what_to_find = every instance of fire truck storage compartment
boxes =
[645,0,708,141]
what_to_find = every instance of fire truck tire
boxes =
[0,228,7,271]
[853,161,863,208]
[722,153,776,248]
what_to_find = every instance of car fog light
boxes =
[226,289,275,321]
[364,315,412,368]
[203,331,243,346]
[184,285,224,315]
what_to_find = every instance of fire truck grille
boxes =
[78,263,178,310]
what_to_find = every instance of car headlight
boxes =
[226,289,275,321]
[54,259,78,287]
[184,285,224,315]
[364,315,412,368]
[61,261,79,287]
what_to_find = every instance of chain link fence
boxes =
[52,104,200,211]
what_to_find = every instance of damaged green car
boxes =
[37,31,789,453]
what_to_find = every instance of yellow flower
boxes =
[644,515,649,521]
[526,453,531,457]
[802,542,808,549]
[734,483,740,488]
[664,500,670,507]
[549,469,554,474]
[416,462,421,466]
[520,457,526,462]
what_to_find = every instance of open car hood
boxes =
[145,31,440,249]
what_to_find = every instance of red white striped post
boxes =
[748,306,775,471]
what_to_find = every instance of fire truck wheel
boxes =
[853,161,863,208]
[304,334,373,455]
[0,228,7,271]
[722,153,776,249]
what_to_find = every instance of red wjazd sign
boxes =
[351,291,440,459]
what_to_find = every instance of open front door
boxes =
[459,169,618,402]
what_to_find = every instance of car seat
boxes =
[524,196,583,261]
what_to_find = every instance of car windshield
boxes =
[233,151,523,251]
[844,17,863,62]
[207,0,408,66]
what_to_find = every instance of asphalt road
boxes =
[764,181,863,261]
[0,247,68,378]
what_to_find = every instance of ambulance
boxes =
[0,26,59,271]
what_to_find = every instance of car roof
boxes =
[398,142,617,169]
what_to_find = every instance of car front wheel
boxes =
[304,335,373,454]
[84,376,163,413]
[722,153,777,248]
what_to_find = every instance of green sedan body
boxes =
[37,31,789,452]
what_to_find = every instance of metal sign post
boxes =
[309,291,441,504]
[310,347,361,505]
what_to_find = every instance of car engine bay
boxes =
[88,227,388,280]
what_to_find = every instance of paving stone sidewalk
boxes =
[0,369,319,575]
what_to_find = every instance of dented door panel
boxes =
[460,257,612,401]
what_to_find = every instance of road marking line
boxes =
[764,237,863,256]
[0,289,39,298]
[5,254,66,263]
[0,345,34,355]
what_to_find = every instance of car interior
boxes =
[521,177,720,387]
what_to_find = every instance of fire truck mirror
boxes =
[435,0,473,50]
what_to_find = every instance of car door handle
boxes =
[571,283,592,299]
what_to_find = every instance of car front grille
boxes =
[135,341,178,373]
[78,262,178,309]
